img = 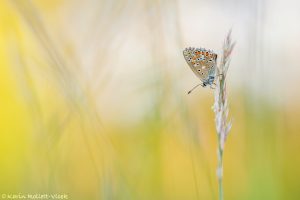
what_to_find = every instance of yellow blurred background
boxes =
[1,0,300,199]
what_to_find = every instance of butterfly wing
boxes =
[183,47,217,83]
[183,48,207,82]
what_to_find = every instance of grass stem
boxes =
[213,30,235,200]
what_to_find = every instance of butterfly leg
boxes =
[210,83,216,89]
[216,73,225,80]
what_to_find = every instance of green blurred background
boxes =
[1,0,300,199]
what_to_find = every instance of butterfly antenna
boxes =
[187,83,203,94]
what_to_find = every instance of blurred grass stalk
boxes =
[213,30,235,200]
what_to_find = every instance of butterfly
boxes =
[183,47,218,93]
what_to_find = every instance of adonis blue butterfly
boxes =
[183,47,218,93]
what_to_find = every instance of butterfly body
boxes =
[183,47,217,88]
[202,75,215,87]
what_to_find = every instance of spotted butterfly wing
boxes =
[183,47,217,85]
